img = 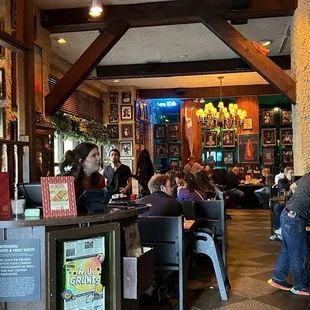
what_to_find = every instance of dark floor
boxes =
[142,209,310,309]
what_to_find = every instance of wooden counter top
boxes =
[0,206,149,229]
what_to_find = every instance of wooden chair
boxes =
[138,216,190,310]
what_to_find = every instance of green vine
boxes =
[51,112,110,146]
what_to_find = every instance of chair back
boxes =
[179,201,196,220]
[138,216,184,266]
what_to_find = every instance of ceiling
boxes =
[34,0,175,10]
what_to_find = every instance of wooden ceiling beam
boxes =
[41,0,297,33]
[200,14,296,104]
[0,30,32,53]
[45,21,129,116]
[138,85,280,99]
[95,55,290,79]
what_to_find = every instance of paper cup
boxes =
[11,199,26,216]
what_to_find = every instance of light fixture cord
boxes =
[219,78,223,102]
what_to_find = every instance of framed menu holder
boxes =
[41,176,77,218]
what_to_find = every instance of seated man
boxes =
[226,167,244,208]
[254,168,272,206]
[172,171,185,199]
[137,174,183,216]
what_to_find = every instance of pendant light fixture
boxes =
[89,0,103,17]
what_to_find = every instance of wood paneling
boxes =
[180,100,202,167]
[237,96,259,135]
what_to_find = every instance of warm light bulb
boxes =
[218,101,224,109]
[233,103,238,110]
[57,38,67,44]
[89,0,103,17]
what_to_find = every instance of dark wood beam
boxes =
[41,0,297,33]
[0,30,32,53]
[45,21,129,116]
[138,84,279,99]
[95,55,290,79]
[200,14,296,104]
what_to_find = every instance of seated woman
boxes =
[195,170,218,199]
[59,142,105,200]
[177,173,207,201]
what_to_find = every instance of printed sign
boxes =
[62,237,105,310]
[0,239,41,302]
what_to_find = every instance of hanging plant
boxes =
[51,112,110,146]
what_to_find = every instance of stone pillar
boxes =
[291,0,310,174]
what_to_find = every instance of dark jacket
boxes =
[226,171,240,189]
[278,177,291,194]
[137,191,183,216]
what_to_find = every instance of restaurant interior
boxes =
[0,0,310,309]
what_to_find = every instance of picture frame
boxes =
[135,100,141,121]
[280,128,293,146]
[155,143,167,158]
[120,141,133,157]
[281,149,293,166]
[110,104,118,115]
[135,122,140,144]
[205,151,217,165]
[140,134,145,145]
[170,159,179,170]
[107,124,119,139]
[245,165,253,174]
[238,134,259,163]
[110,92,118,103]
[280,110,292,126]
[121,157,133,172]
[204,130,217,148]
[262,110,275,126]
[243,117,253,130]
[0,68,6,106]
[109,115,119,123]
[34,44,43,113]
[140,121,145,135]
[123,222,143,257]
[0,20,5,59]
[121,105,133,120]
[262,128,276,147]
[154,124,166,140]
[168,143,181,158]
[222,151,234,165]
[263,148,274,166]
[167,123,180,140]
[221,130,235,148]
[121,124,133,139]
[122,91,131,104]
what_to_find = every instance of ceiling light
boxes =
[259,40,272,47]
[113,79,120,83]
[89,0,103,17]
[57,38,67,44]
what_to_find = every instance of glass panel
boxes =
[64,139,74,154]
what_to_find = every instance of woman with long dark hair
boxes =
[136,149,154,191]
[177,173,207,201]
[59,142,105,199]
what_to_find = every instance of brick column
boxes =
[291,0,310,174]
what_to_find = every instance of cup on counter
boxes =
[11,199,25,218]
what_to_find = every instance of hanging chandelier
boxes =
[196,76,247,130]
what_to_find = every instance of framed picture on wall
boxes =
[263,148,274,166]
[281,149,293,166]
[121,105,133,120]
[109,115,119,123]
[221,130,235,147]
[280,128,293,146]
[238,134,259,163]
[243,117,253,130]
[167,123,180,140]
[262,110,275,126]
[154,124,166,139]
[168,143,181,158]
[262,128,276,146]
[280,110,292,125]
[120,141,133,157]
[121,157,133,172]
[110,104,118,115]
[155,143,167,158]
[135,122,140,144]
[205,151,217,165]
[121,124,133,139]
[107,124,119,139]
[122,91,131,104]
[222,151,234,165]
[204,130,217,148]
[110,92,118,103]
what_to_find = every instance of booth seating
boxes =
[138,216,190,310]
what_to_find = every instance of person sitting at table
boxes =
[183,155,203,175]
[268,172,310,296]
[177,173,208,201]
[204,165,214,181]
[59,142,105,199]
[137,174,183,216]
[270,166,294,241]
[103,149,132,195]
[172,171,186,199]
[195,170,218,199]
[226,167,244,208]
[254,168,272,206]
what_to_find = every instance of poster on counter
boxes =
[0,172,11,219]
[62,237,105,310]
[41,176,77,218]
[0,239,41,302]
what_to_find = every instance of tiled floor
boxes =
[189,209,310,310]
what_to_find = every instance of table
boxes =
[237,184,264,208]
